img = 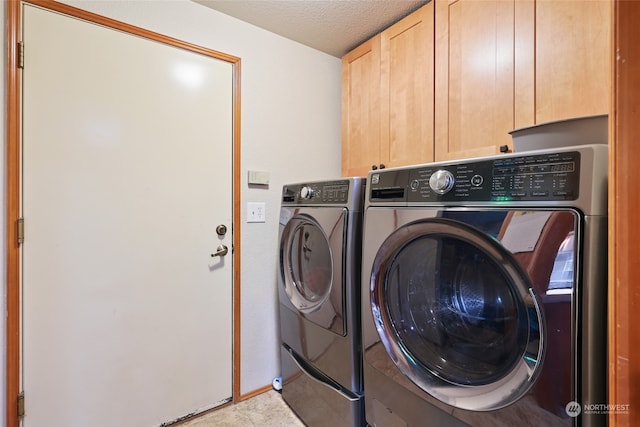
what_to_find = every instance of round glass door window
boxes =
[281,216,333,313]
[371,219,544,411]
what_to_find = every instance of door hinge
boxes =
[18,41,24,69]
[17,391,25,418]
[17,217,24,245]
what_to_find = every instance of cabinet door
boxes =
[536,0,610,123]
[380,2,435,169]
[435,0,532,161]
[342,36,381,177]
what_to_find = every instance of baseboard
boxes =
[239,383,274,402]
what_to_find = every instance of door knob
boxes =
[211,245,228,258]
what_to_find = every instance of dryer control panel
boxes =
[370,150,582,203]
[282,180,352,205]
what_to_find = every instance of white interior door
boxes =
[21,5,234,426]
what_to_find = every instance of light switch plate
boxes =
[247,202,266,223]
[248,170,270,186]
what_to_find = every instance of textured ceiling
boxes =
[193,0,430,58]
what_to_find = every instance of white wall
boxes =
[1,0,342,410]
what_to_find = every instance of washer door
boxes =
[280,209,346,335]
[370,218,544,411]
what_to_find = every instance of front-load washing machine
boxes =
[361,145,607,427]
[278,178,365,426]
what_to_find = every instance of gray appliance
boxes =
[278,178,365,426]
[361,145,607,427]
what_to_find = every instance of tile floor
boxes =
[180,390,304,427]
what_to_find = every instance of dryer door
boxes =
[369,216,545,411]
[279,207,347,336]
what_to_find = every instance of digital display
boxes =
[494,162,575,176]
[550,162,575,172]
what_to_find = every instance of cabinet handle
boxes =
[371,165,378,170]
[379,164,386,169]
[499,145,510,153]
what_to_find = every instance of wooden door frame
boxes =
[5,1,243,426]
[609,1,640,426]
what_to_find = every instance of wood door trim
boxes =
[5,2,21,426]
[609,1,640,425]
[5,2,242,425]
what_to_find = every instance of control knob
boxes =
[300,186,315,200]
[429,170,455,194]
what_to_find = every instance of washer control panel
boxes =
[282,180,351,204]
[370,150,581,203]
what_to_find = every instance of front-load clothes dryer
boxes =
[361,145,607,427]
[278,178,365,427]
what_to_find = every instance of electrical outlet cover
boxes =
[247,202,266,223]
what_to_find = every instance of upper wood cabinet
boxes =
[535,0,610,123]
[342,3,434,177]
[341,36,381,177]
[434,0,533,161]
[433,0,609,161]
[380,4,435,172]
[342,0,610,171]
